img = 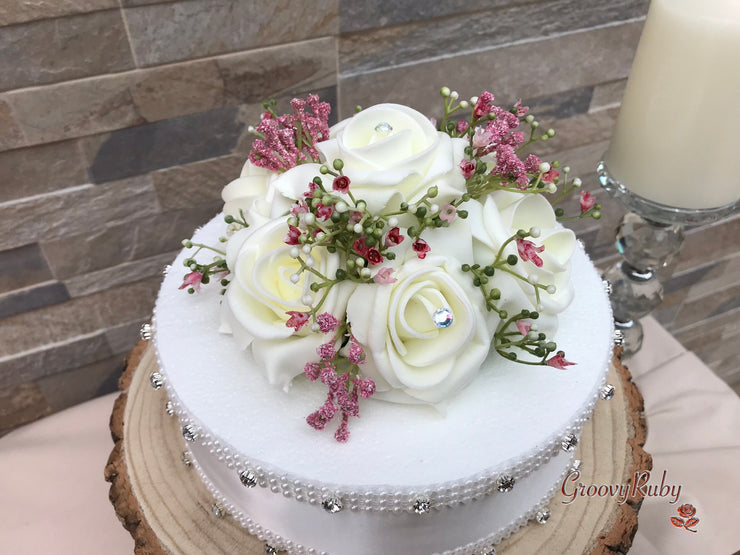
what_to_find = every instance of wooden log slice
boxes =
[106,342,651,554]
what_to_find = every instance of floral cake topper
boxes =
[179,88,601,442]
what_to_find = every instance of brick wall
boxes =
[1,0,737,433]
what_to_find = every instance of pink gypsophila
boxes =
[494,144,528,188]
[473,91,495,119]
[316,342,336,360]
[546,352,576,369]
[316,312,340,333]
[456,120,469,134]
[348,336,365,364]
[179,271,203,293]
[580,191,596,213]
[516,238,545,267]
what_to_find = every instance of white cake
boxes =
[150,96,614,554]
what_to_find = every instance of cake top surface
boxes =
[154,215,612,489]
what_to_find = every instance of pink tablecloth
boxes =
[1,317,739,555]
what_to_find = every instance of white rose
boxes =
[272,104,468,214]
[346,253,493,406]
[220,216,354,389]
[467,193,576,316]
[221,161,293,226]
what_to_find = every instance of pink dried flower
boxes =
[516,238,545,267]
[456,120,469,134]
[384,227,404,247]
[316,342,336,360]
[472,127,494,151]
[439,204,456,223]
[285,310,310,331]
[291,199,308,216]
[355,377,376,398]
[179,271,203,292]
[494,145,528,188]
[334,413,350,442]
[546,351,576,369]
[304,362,321,381]
[524,154,542,174]
[333,175,351,193]
[580,191,596,213]
[284,224,301,245]
[348,336,365,364]
[304,181,319,198]
[348,211,364,225]
[542,168,559,183]
[459,159,476,179]
[412,238,431,259]
[473,91,495,119]
[373,267,397,284]
[516,320,531,336]
[316,312,340,333]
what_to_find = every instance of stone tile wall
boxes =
[1,0,737,433]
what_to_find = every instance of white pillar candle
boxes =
[606,0,740,210]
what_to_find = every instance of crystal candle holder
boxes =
[597,160,738,356]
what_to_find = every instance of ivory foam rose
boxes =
[220,217,354,389]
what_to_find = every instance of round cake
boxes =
[148,93,614,554]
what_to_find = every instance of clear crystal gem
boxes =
[571,459,582,472]
[480,548,496,555]
[599,384,616,400]
[181,450,192,467]
[613,329,625,346]
[322,495,343,514]
[212,503,226,518]
[497,475,515,493]
[561,433,578,452]
[239,469,257,488]
[264,545,278,555]
[182,424,198,442]
[162,264,171,276]
[374,122,393,134]
[165,400,175,416]
[432,307,453,328]
[412,496,431,515]
[149,372,164,390]
[603,279,612,295]
[139,323,153,340]
[535,508,550,524]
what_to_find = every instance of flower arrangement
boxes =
[179,88,601,442]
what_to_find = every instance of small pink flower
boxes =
[546,351,576,369]
[580,191,596,213]
[334,413,350,442]
[472,127,494,150]
[316,312,339,333]
[366,248,383,266]
[373,267,397,284]
[516,238,545,267]
[285,310,310,331]
[315,203,333,221]
[473,91,494,119]
[303,181,319,198]
[513,99,529,117]
[348,210,364,225]
[352,237,369,257]
[459,159,476,179]
[516,320,531,336]
[179,271,203,292]
[316,342,336,360]
[333,175,350,194]
[456,120,469,134]
[439,204,456,223]
[284,224,301,245]
[542,168,559,183]
[412,238,431,259]
[384,227,404,247]
[291,199,308,216]
[304,362,321,381]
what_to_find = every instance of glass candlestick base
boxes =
[597,160,738,356]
